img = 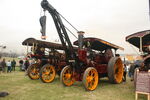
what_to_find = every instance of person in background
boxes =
[19,59,23,71]
[129,62,135,81]
[123,64,127,82]
[24,59,30,75]
[7,60,12,73]
[1,58,6,73]
[0,57,2,74]
[11,59,16,71]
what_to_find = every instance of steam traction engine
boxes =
[40,0,124,90]
[126,30,150,71]
[126,30,150,97]
[22,38,67,82]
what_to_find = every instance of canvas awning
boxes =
[22,38,77,50]
[126,30,150,52]
[74,37,124,51]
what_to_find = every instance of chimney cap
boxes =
[77,31,85,35]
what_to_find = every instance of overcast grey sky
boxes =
[0,0,149,54]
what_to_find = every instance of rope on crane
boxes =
[65,26,78,39]
[58,13,79,32]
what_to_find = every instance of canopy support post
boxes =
[140,37,143,54]
[27,43,29,54]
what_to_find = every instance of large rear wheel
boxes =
[40,64,56,83]
[108,57,123,84]
[60,66,74,86]
[28,63,40,80]
[83,67,99,91]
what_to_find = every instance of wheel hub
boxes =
[87,76,93,82]
[65,73,71,79]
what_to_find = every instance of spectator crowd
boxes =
[0,56,30,74]
[0,57,16,73]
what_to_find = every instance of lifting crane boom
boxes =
[40,0,78,64]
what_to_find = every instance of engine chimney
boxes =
[78,31,85,49]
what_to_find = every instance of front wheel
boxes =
[60,66,74,86]
[83,67,99,91]
[27,63,40,80]
[40,64,56,83]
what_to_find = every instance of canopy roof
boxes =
[73,37,124,51]
[126,30,150,51]
[22,38,77,50]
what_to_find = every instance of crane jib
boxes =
[40,0,78,64]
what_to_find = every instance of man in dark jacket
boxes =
[24,59,30,75]
[24,59,30,71]
[129,63,135,81]
[11,59,16,71]
[0,58,2,74]
[19,60,23,71]
[1,58,6,73]
[123,64,127,82]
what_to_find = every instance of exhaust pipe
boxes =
[77,31,85,49]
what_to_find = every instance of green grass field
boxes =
[0,69,147,100]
